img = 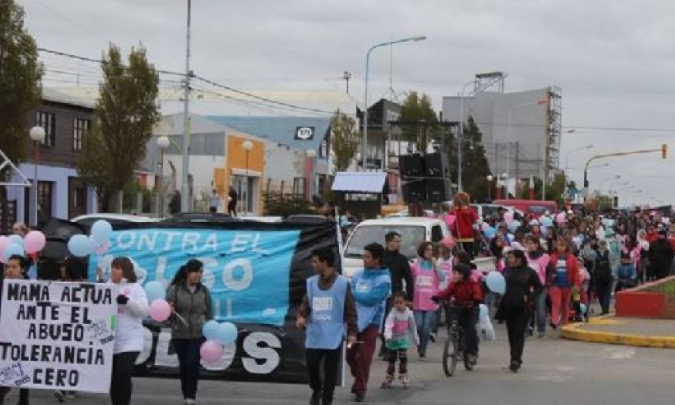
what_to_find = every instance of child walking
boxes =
[382,292,419,389]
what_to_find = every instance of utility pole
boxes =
[180,0,193,212]
[515,141,520,197]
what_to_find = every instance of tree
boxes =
[0,0,42,176]
[518,172,567,202]
[78,45,160,212]
[330,110,360,171]
[399,91,439,152]
[460,117,491,202]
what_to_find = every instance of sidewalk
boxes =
[561,315,675,348]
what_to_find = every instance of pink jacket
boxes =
[527,252,551,285]
[411,259,444,311]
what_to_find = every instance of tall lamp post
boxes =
[29,126,45,227]
[156,136,171,217]
[486,174,493,202]
[362,36,426,171]
[242,140,253,216]
[180,0,193,212]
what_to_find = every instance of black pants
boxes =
[173,338,205,400]
[0,388,29,405]
[306,347,342,403]
[504,306,530,364]
[386,348,408,376]
[459,241,475,259]
[227,202,237,216]
[594,279,612,314]
[110,351,139,405]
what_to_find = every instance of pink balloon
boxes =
[441,235,456,249]
[481,222,490,231]
[200,340,224,364]
[0,236,10,259]
[149,299,172,322]
[445,214,456,227]
[24,231,46,254]
[504,212,514,225]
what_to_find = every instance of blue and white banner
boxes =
[92,228,300,327]
[78,221,339,384]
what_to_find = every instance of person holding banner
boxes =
[109,257,149,405]
[297,248,357,405]
[346,243,391,403]
[0,255,30,405]
[166,259,213,405]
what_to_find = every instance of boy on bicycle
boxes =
[432,263,483,366]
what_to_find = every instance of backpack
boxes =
[594,250,612,282]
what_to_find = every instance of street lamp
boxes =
[156,136,171,217]
[242,140,253,216]
[180,0,193,212]
[362,36,426,171]
[486,174,493,201]
[306,149,316,199]
[29,126,45,227]
[565,144,593,175]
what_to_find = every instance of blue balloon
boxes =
[203,320,221,341]
[216,322,238,345]
[540,217,553,227]
[8,235,24,248]
[479,304,489,319]
[3,243,25,263]
[484,228,496,239]
[144,281,166,303]
[580,303,588,314]
[68,234,94,257]
[486,271,506,294]
[91,220,113,244]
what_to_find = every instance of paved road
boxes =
[9,325,675,405]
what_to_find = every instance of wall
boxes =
[7,163,96,221]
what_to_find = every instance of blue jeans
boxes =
[534,289,548,333]
[413,310,436,357]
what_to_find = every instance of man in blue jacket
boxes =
[346,243,391,402]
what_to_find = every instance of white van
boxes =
[341,217,495,279]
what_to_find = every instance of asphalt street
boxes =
[8,325,675,405]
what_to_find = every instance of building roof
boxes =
[42,87,95,109]
[205,116,331,152]
[331,171,387,193]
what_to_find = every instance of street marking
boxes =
[603,347,635,359]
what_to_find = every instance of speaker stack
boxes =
[398,153,451,203]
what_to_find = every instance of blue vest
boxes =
[306,275,348,349]
[352,270,391,332]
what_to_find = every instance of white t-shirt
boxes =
[112,281,149,354]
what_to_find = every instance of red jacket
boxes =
[452,207,478,241]
[548,252,580,287]
[436,279,484,306]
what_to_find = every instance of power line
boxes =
[193,75,334,116]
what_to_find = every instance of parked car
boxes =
[342,217,496,279]
[71,213,159,228]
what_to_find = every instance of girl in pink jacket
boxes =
[411,241,445,359]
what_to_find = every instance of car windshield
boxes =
[345,225,426,259]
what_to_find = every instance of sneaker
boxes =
[54,391,65,403]
[380,373,393,389]
[509,360,520,373]
[429,333,436,343]
[399,373,409,389]
[354,393,365,402]
[185,399,197,405]
[537,331,545,339]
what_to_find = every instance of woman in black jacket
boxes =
[496,249,544,373]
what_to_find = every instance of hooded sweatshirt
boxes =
[113,280,149,354]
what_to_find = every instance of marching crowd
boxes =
[300,194,675,405]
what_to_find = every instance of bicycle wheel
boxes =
[442,334,458,377]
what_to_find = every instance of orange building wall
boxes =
[225,135,266,214]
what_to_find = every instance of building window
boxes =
[73,118,90,151]
[35,111,56,147]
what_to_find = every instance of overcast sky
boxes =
[17,0,675,206]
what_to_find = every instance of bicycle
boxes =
[441,301,474,377]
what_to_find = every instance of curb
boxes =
[561,320,675,349]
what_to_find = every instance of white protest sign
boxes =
[0,280,118,393]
